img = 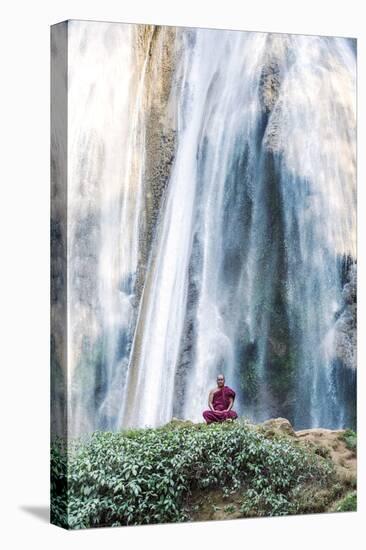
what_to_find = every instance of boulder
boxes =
[261,417,297,438]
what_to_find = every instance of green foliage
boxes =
[51,420,336,529]
[50,437,68,528]
[224,504,236,512]
[339,429,357,454]
[335,491,357,512]
[291,481,344,515]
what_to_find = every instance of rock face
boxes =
[334,261,357,370]
[259,60,282,113]
[259,34,291,154]
[259,34,290,114]
[134,25,180,301]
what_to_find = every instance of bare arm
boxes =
[208,390,215,411]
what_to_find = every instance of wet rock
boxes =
[268,336,287,357]
[133,26,179,301]
[334,262,357,369]
[259,60,281,113]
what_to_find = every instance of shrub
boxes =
[335,491,357,512]
[339,429,357,454]
[50,437,68,528]
[51,420,336,528]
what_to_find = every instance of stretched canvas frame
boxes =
[51,20,357,529]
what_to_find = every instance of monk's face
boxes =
[217,376,225,388]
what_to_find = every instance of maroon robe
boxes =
[202,385,238,424]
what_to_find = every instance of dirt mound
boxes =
[295,428,356,486]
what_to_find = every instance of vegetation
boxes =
[51,419,343,529]
[335,491,357,512]
[338,429,357,454]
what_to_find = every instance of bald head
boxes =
[216,374,225,388]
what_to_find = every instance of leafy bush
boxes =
[51,420,336,529]
[335,491,357,512]
[50,437,68,527]
[339,429,357,454]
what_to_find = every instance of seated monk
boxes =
[202,374,238,424]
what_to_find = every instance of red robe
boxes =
[202,385,238,423]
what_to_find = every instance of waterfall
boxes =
[270,36,356,428]
[58,22,356,436]
[67,22,152,433]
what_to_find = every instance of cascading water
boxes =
[56,22,356,436]
[67,22,153,433]
[269,36,357,428]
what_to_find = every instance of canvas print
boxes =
[51,20,357,529]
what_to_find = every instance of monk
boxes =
[202,374,238,424]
